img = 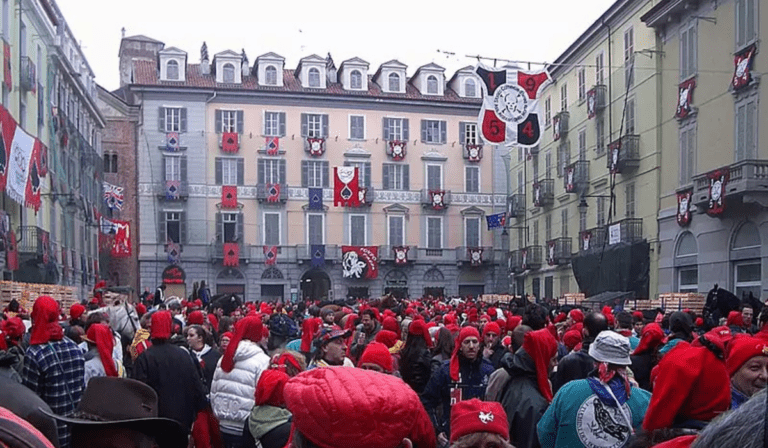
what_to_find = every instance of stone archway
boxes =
[384,269,408,299]
[423,267,445,298]
[217,267,245,295]
[301,269,332,301]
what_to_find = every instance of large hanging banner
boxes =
[7,123,41,211]
[474,63,551,147]
[334,166,359,207]
[342,245,378,279]
[110,220,132,257]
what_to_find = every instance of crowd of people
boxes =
[0,289,767,448]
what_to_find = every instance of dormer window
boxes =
[388,73,400,92]
[265,65,277,85]
[465,78,476,97]
[427,75,438,94]
[167,60,179,80]
[223,63,235,83]
[308,68,321,87]
[350,70,363,89]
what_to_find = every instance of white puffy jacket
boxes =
[210,340,270,434]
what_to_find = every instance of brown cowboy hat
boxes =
[41,377,186,448]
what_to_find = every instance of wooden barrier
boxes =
[0,281,79,313]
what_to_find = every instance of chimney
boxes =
[241,49,249,77]
[326,52,337,84]
[200,41,210,75]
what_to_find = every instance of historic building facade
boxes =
[0,0,103,298]
[508,0,661,302]
[644,0,766,299]
[120,37,509,300]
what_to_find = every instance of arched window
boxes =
[166,60,179,80]
[732,222,761,299]
[350,70,362,89]
[222,63,235,83]
[732,221,761,250]
[308,68,320,87]
[427,75,438,94]
[423,267,444,282]
[464,78,476,97]
[388,72,400,92]
[676,232,698,293]
[265,65,277,85]
[676,232,698,257]
[262,267,284,280]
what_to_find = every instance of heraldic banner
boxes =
[110,220,132,258]
[334,166,360,207]
[1,104,42,211]
[341,245,378,279]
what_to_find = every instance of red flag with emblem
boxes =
[334,167,359,207]
[111,220,132,258]
[6,229,17,271]
[0,105,16,192]
[223,242,239,266]
[221,132,239,152]
[222,186,237,208]
[263,246,277,265]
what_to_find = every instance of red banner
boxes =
[677,190,692,227]
[222,185,237,208]
[266,137,279,155]
[267,183,280,203]
[38,144,48,177]
[341,245,378,279]
[3,41,10,92]
[263,246,277,265]
[466,144,482,162]
[388,140,406,161]
[707,168,729,216]
[469,248,483,266]
[393,246,409,265]
[223,242,239,266]
[586,88,597,119]
[307,137,325,156]
[6,229,17,271]
[732,45,755,91]
[429,190,446,210]
[676,78,696,119]
[110,220,132,258]
[24,139,42,212]
[221,132,239,153]
[0,105,15,192]
[334,166,359,207]
[547,241,556,266]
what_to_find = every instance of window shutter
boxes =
[322,162,330,187]
[279,159,286,184]
[440,121,447,144]
[382,165,390,190]
[215,213,222,242]
[321,114,329,138]
[161,157,167,181]
[279,112,286,136]
[237,158,244,186]
[364,162,371,188]
[746,99,756,159]
[158,212,166,243]
[382,117,390,140]
[403,165,410,190]
[257,159,264,185]
[301,161,308,187]
[179,212,188,244]
[215,158,222,185]
[180,108,187,133]
[300,113,308,137]
[236,111,244,134]
[459,122,466,145]
[180,156,187,182]
[158,107,165,131]
[237,213,244,242]
[420,120,427,142]
[403,119,409,141]
[736,104,745,161]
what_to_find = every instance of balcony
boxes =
[607,134,640,173]
[17,226,48,260]
[564,160,590,194]
[547,238,572,265]
[508,193,526,218]
[553,111,569,141]
[606,218,644,245]
[248,245,296,264]
[417,247,457,262]
[420,189,452,209]
[456,246,495,265]
[20,56,36,92]
[692,160,768,209]
[580,226,607,253]
[532,179,554,207]
[256,183,289,203]
[379,245,418,263]
[510,246,544,273]
[296,244,342,263]
[156,180,189,200]
[210,241,247,263]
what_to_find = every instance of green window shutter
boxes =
[215,213,222,242]
[215,158,222,185]
[420,120,427,142]
[322,162,329,187]
[180,157,187,182]
[459,122,466,145]
[382,165,390,190]
[158,212,166,242]
[440,121,447,144]
[382,117,390,140]
[300,113,308,137]
[279,112,286,137]
[279,160,286,184]
[258,159,265,185]
[236,111,244,134]
[237,158,244,186]
[403,119,409,141]
[237,213,244,242]
[180,108,187,133]
[158,107,165,131]
[321,114,329,138]
[301,161,308,187]
[179,212,188,244]
[403,165,410,190]
[215,110,222,134]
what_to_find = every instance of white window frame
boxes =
[306,213,325,245]
[222,63,235,83]
[577,66,586,102]
[166,212,181,244]
[388,215,405,247]
[387,117,405,141]
[221,110,238,133]
[464,78,476,97]
[222,212,238,242]
[264,111,281,137]
[165,156,181,181]
[464,122,479,145]
[426,216,443,249]
[423,119,445,144]
[388,72,401,92]
[426,75,439,94]
[308,68,321,87]
[678,267,699,293]
[425,163,443,190]
[307,114,322,138]
[464,216,482,247]
[263,212,281,246]
[545,97,551,127]
[306,161,327,188]
[166,60,179,80]
[350,70,363,90]
[465,166,480,193]
[221,158,239,185]
[595,51,605,85]
[386,164,408,190]
[734,260,761,298]
[560,83,568,111]
[265,65,278,85]
[349,214,367,246]
[165,107,182,132]
[349,114,365,140]
[261,159,282,184]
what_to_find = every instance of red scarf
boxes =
[30,296,64,345]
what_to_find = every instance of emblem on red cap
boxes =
[479,411,494,424]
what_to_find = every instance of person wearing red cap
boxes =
[20,296,85,448]
[421,326,494,445]
[134,311,207,440]
[358,341,394,374]
[499,328,558,448]
[552,312,609,393]
[246,370,292,448]
[284,367,436,448]
[726,336,768,409]
[449,399,511,448]
[481,321,505,369]
[630,323,665,391]
[83,323,124,384]
[400,320,434,393]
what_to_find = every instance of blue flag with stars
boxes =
[486,212,507,230]
[308,188,323,210]
[311,244,325,267]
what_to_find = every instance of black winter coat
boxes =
[630,352,654,392]
[551,340,594,393]
[499,349,549,448]
[400,346,433,394]
[133,340,207,433]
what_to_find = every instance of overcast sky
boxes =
[56,0,617,91]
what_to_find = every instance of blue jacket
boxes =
[420,356,494,436]
[538,377,651,448]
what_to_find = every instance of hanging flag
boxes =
[586,88,597,119]
[732,45,755,91]
[334,166,359,207]
[308,187,323,210]
[676,78,696,120]
[167,241,181,264]
[388,140,406,161]
[166,132,180,151]
[707,168,728,216]
[166,179,180,200]
[677,189,692,227]
[310,244,325,267]
[466,144,482,162]
[553,114,562,141]
[38,144,48,177]
[6,123,38,209]
[111,220,132,258]
[3,41,10,91]
[608,140,621,175]
[581,231,592,252]
[565,166,576,193]
[468,248,483,266]
[307,137,325,157]
[393,246,409,265]
[486,212,507,230]
[521,248,528,271]
[357,187,368,206]
[263,245,277,265]
[6,229,17,271]
[221,132,239,152]
[222,185,237,208]
[342,246,378,279]
[429,190,446,210]
[0,105,15,192]
[266,183,280,203]
[223,242,239,266]
[103,182,125,210]
[266,137,279,155]
[547,240,557,266]
[475,63,551,147]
